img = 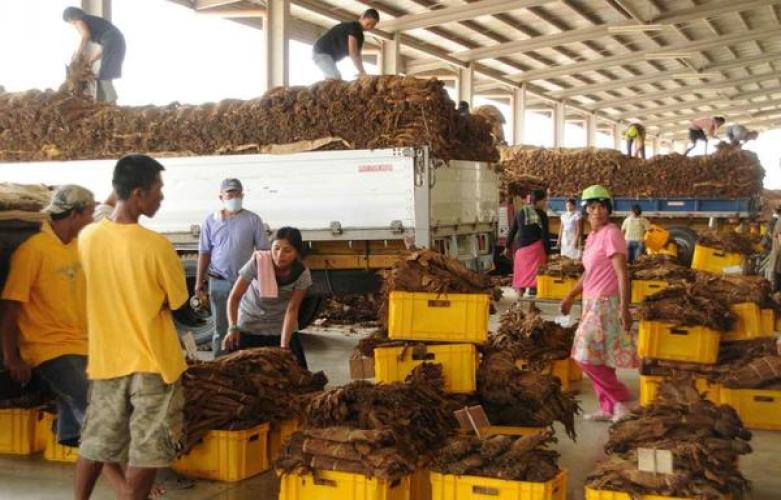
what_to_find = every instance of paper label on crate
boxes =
[181,332,198,360]
[722,265,744,275]
[637,448,674,474]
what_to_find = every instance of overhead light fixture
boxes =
[608,24,669,34]
[671,73,721,79]
[645,52,697,60]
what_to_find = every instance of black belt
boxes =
[207,273,229,281]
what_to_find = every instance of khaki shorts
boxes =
[79,373,184,468]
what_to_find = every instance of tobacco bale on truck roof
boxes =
[0,76,498,163]
[500,145,764,198]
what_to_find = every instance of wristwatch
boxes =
[228,325,241,333]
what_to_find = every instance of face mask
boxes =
[223,198,242,212]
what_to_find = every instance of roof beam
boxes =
[194,0,242,9]
[617,85,781,119]
[590,70,781,110]
[509,26,781,82]
[644,99,781,127]
[378,0,555,32]
[753,107,781,118]
[551,51,781,98]
[198,8,264,17]
[651,0,778,25]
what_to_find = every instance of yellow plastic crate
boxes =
[761,308,775,334]
[174,423,270,482]
[388,291,489,344]
[0,408,42,455]
[515,359,571,392]
[640,375,720,407]
[638,321,720,364]
[269,418,299,462]
[412,468,431,500]
[720,388,781,431]
[585,487,691,499]
[35,410,52,452]
[723,302,764,342]
[536,275,579,300]
[691,244,745,275]
[569,359,583,382]
[374,344,477,394]
[37,412,79,463]
[279,470,411,500]
[430,469,567,500]
[631,280,668,305]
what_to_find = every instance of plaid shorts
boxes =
[79,373,184,468]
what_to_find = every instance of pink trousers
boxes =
[577,361,631,414]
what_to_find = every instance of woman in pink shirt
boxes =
[560,185,638,422]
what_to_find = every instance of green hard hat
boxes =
[581,184,612,202]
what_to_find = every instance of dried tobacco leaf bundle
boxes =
[537,255,583,278]
[0,75,498,163]
[697,229,758,255]
[640,283,736,331]
[628,254,695,281]
[500,145,764,198]
[587,375,752,500]
[181,348,327,453]
[315,294,380,326]
[430,430,560,482]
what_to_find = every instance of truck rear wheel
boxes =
[667,226,698,266]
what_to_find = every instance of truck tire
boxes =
[667,226,698,266]
[298,296,324,330]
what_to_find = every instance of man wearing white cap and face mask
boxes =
[195,178,269,356]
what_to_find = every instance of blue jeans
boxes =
[627,241,644,264]
[210,278,234,356]
[34,355,89,446]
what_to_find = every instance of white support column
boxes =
[613,124,621,151]
[380,33,402,75]
[81,0,111,19]
[653,136,661,157]
[511,84,526,146]
[586,113,597,147]
[263,0,290,90]
[554,102,565,148]
[456,63,474,107]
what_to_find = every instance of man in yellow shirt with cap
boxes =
[74,154,188,500]
[1,184,95,448]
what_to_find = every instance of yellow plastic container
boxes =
[631,280,668,305]
[430,469,567,500]
[639,375,720,407]
[646,242,678,258]
[0,408,42,455]
[37,412,79,463]
[279,470,411,500]
[644,226,669,252]
[515,359,571,392]
[374,344,477,394]
[173,423,270,482]
[585,487,691,499]
[35,410,52,452]
[720,388,781,431]
[761,308,775,334]
[412,468,431,500]
[388,291,489,344]
[723,302,764,342]
[569,359,583,382]
[536,275,579,300]
[638,321,720,364]
[268,418,300,462]
[691,244,745,274]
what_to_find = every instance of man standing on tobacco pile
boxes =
[74,155,188,500]
[684,115,725,156]
[195,178,269,356]
[312,9,380,80]
[624,122,646,159]
[725,124,759,148]
[1,185,95,451]
[63,7,126,103]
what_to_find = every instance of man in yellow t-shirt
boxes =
[621,205,652,264]
[75,155,188,500]
[1,185,95,447]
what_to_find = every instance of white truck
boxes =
[0,147,499,340]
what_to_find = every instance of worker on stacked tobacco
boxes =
[195,178,269,356]
[63,6,126,103]
[684,115,725,155]
[624,122,646,159]
[74,155,188,500]
[725,124,759,148]
[312,9,380,80]
[1,185,95,452]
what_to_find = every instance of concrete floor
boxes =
[1,290,780,499]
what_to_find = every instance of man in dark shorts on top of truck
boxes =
[312,9,380,80]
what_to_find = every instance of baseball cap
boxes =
[220,178,243,192]
[42,185,95,215]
